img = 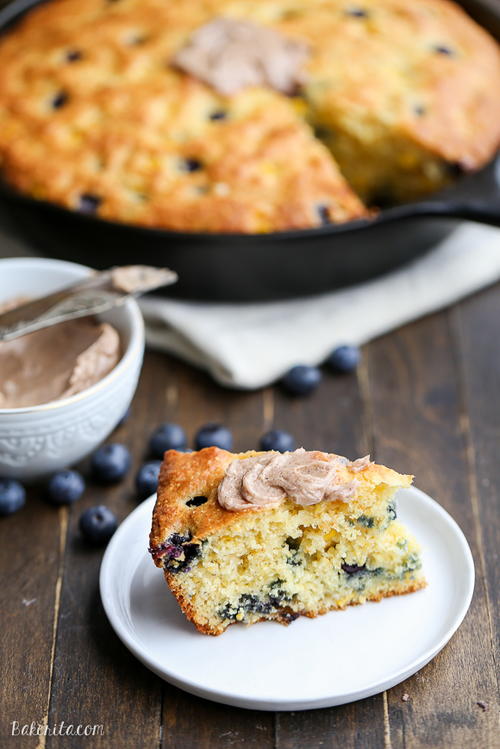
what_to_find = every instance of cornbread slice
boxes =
[149,448,426,635]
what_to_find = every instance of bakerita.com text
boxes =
[11,721,104,737]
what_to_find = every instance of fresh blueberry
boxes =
[47,470,85,505]
[327,345,361,373]
[259,429,295,453]
[281,365,322,396]
[79,505,118,545]
[149,423,187,457]
[91,443,131,483]
[0,478,25,516]
[195,423,233,450]
[135,461,162,498]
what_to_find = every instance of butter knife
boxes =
[0,265,177,342]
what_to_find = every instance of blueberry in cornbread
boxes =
[0,0,497,233]
[149,447,425,635]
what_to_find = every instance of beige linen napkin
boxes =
[140,223,500,389]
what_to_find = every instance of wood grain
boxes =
[2,293,500,748]
[455,287,500,679]
[0,492,65,749]
[46,354,171,748]
[365,311,499,748]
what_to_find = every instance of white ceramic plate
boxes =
[100,487,474,711]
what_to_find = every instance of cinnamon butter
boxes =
[0,317,121,409]
[173,18,309,96]
[218,448,373,511]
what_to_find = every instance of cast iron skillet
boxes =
[0,0,499,301]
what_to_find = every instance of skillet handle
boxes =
[385,155,500,228]
[376,154,500,227]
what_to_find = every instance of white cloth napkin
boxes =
[140,223,500,389]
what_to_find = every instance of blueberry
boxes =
[79,505,118,546]
[342,562,366,574]
[194,423,233,450]
[149,532,202,572]
[186,495,208,507]
[182,158,203,173]
[66,49,82,62]
[259,429,295,453]
[0,478,25,516]
[47,470,85,505]
[91,443,131,483]
[135,461,161,498]
[149,423,187,457]
[209,110,227,121]
[78,193,102,214]
[52,91,69,109]
[281,365,322,396]
[345,7,370,17]
[316,203,331,225]
[327,344,361,373]
[433,44,455,56]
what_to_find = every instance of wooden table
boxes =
[1,281,499,748]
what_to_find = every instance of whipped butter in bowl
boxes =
[0,316,121,409]
[0,258,145,481]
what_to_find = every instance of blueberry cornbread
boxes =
[0,0,498,233]
[149,448,425,635]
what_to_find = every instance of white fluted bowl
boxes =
[0,258,145,481]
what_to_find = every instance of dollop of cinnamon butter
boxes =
[218,448,373,511]
[0,317,120,408]
[172,18,309,96]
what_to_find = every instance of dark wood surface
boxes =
[1,284,499,748]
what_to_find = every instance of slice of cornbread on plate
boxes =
[149,447,426,635]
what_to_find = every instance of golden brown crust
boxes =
[149,447,413,559]
[0,0,498,232]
